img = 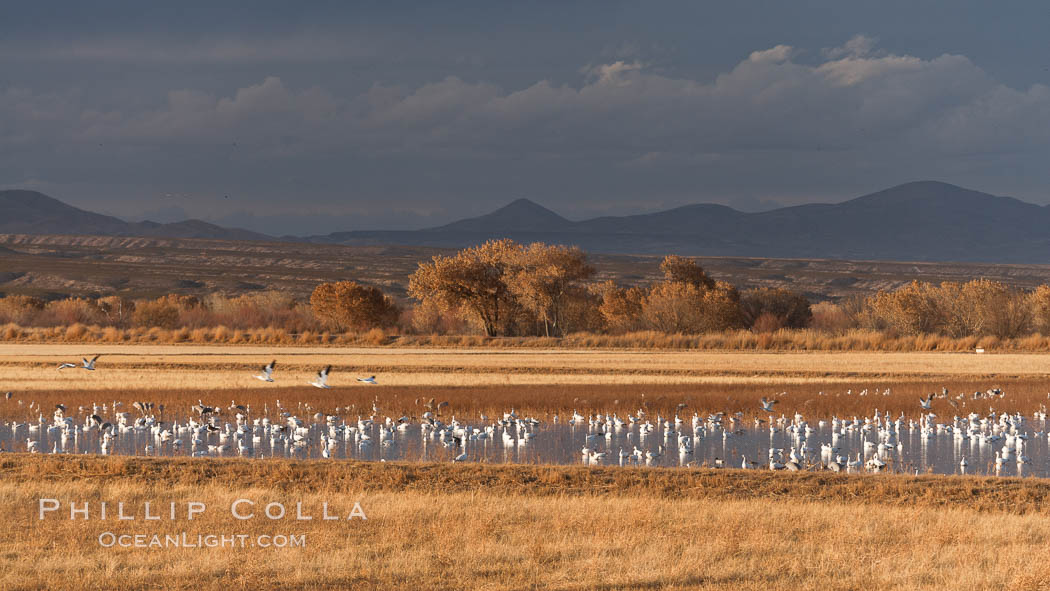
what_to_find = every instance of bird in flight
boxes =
[310,365,332,389]
[255,360,277,382]
[357,375,378,385]
[760,397,778,413]
[58,355,101,371]
[919,393,935,410]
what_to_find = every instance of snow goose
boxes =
[310,365,332,389]
[58,354,101,370]
[254,360,276,382]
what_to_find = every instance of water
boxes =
[4,410,1046,477]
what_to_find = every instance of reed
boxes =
[1,455,1047,590]
[9,323,1050,351]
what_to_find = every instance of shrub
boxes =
[132,299,181,329]
[311,281,400,332]
[740,288,812,330]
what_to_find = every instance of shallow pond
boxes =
[3,410,1045,477]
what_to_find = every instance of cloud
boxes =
[822,35,880,60]
[11,38,1049,158]
[5,36,1050,233]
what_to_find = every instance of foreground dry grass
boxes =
[3,456,1050,590]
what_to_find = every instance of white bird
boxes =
[919,393,934,410]
[357,376,378,385]
[255,360,276,382]
[310,365,332,389]
[58,354,101,371]
[760,397,778,413]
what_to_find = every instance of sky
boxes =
[2,1,1050,236]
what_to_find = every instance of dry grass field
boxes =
[3,343,1049,421]
[3,456,1050,590]
[4,343,1050,389]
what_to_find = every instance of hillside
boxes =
[0,190,271,241]
[313,181,1050,263]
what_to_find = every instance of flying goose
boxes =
[310,365,332,389]
[58,355,101,370]
[760,397,778,413]
[255,360,276,382]
[357,375,378,385]
[919,393,935,410]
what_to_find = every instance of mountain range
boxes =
[311,181,1050,263]
[0,190,269,241]
[2,181,1049,263]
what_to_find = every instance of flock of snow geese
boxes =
[57,355,379,387]
[1,356,1046,476]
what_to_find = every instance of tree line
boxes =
[1,239,1048,341]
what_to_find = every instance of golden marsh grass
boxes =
[3,344,1050,393]
[2,456,1050,590]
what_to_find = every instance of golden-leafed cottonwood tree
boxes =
[310,281,400,331]
[408,239,521,336]
[641,256,743,333]
[506,243,594,336]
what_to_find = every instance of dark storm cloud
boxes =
[2,2,1050,235]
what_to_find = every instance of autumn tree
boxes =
[865,281,944,335]
[595,281,645,334]
[642,281,705,333]
[740,288,812,331]
[640,256,743,334]
[132,298,181,328]
[558,286,607,334]
[1029,286,1050,335]
[659,255,715,290]
[506,243,594,336]
[698,281,745,331]
[408,239,522,336]
[310,281,400,331]
[866,279,1031,338]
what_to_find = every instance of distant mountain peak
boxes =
[311,181,1050,263]
[488,198,567,219]
[430,197,572,233]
